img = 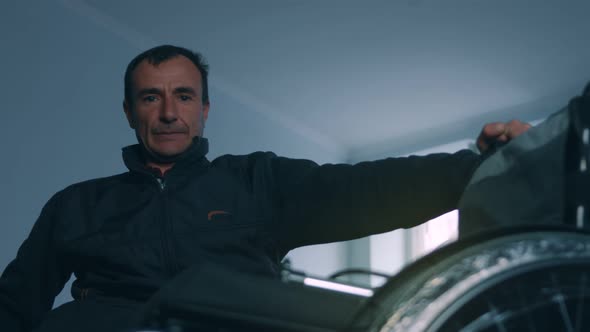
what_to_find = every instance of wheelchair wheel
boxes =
[351,227,590,332]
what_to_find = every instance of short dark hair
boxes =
[124,45,210,106]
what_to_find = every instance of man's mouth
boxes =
[153,132,187,140]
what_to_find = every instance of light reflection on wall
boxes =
[409,209,458,261]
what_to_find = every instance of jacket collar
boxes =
[122,137,210,176]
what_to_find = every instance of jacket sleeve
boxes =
[272,149,482,250]
[0,191,71,331]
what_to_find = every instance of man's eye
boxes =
[179,95,192,101]
[143,96,158,102]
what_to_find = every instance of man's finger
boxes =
[477,123,504,152]
[504,121,531,138]
[482,122,507,137]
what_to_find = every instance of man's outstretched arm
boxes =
[273,120,531,251]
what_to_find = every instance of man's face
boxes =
[124,56,209,159]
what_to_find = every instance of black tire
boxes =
[350,226,590,332]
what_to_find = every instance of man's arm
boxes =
[0,192,71,331]
[272,149,481,251]
[273,120,531,251]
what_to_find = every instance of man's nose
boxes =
[159,97,178,123]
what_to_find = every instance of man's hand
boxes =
[476,120,532,153]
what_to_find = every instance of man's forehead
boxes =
[132,56,202,89]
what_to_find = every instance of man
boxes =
[0,45,530,332]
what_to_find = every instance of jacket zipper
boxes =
[156,177,166,190]
[154,176,175,276]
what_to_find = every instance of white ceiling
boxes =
[10,0,590,161]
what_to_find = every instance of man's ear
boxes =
[123,100,136,129]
